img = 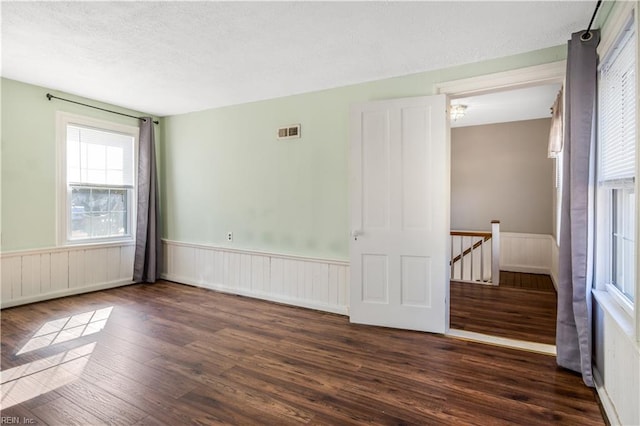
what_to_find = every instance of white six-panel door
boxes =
[349,95,449,333]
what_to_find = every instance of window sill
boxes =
[62,238,135,250]
[593,289,635,339]
[63,239,135,249]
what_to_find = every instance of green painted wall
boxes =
[1,45,568,256]
[162,45,567,261]
[1,78,159,251]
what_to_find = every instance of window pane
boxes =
[613,233,624,289]
[109,190,128,236]
[68,167,81,183]
[611,187,635,302]
[67,139,80,169]
[623,189,635,300]
[109,190,126,211]
[80,143,88,182]
[87,169,105,184]
[106,146,124,170]
[624,238,635,300]
[71,188,90,239]
[69,186,129,240]
[67,124,134,186]
[86,144,106,174]
[89,214,109,238]
[109,212,126,236]
[90,189,109,213]
[106,170,124,185]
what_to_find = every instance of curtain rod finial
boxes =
[46,93,53,101]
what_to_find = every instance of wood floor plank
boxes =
[0,401,46,425]
[220,365,366,425]
[30,395,106,426]
[1,280,603,425]
[54,378,147,425]
[133,414,169,426]
[500,271,556,292]
[450,276,557,344]
[176,385,304,425]
[92,368,210,426]
[190,372,315,424]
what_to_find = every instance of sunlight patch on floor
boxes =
[17,306,113,355]
[0,343,96,409]
[1,306,115,410]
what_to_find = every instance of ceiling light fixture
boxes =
[450,104,467,121]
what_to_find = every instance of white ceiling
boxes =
[2,1,594,117]
[451,83,563,128]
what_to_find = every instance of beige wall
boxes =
[451,118,554,234]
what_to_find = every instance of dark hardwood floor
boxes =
[1,281,602,425]
[450,272,557,345]
[499,271,556,292]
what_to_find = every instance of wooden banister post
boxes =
[491,220,500,285]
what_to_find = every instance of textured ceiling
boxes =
[2,1,595,117]
[451,83,563,128]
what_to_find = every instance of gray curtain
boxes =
[133,117,162,283]
[556,30,599,387]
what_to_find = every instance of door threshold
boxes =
[446,329,556,356]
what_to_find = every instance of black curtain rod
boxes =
[581,0,603,41]
[46,93,159,124]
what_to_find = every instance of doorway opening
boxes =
[436,62,565,354]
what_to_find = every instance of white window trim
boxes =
[56,111,139,246]
[606,282,635,317]
[595,1,639,341]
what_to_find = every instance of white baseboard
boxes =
[500,264,551,275]
[162,273,347,315]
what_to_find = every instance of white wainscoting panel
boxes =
[500,232,554,275]
[1,242,135,308]
[162,240,349,315]
[593,291,640,426]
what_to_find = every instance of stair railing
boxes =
[450,220,500,285]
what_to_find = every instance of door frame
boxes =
[435,61,566,100]
[434,60,566,343]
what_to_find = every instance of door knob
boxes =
[351,229,362,240]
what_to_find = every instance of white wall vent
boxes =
[277,124,301,140]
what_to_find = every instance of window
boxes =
[597,13,636,307]
[58,113,138,244]
[554,151,563,243]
